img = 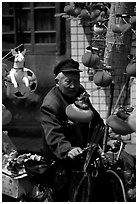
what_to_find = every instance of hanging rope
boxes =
[2,44,23,61]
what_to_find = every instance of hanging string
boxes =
[2,55,15,62]
[2,44,23,61]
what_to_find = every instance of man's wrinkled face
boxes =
[58,72,80,98]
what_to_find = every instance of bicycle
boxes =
[69,133,135,202]
[2,130,135,202]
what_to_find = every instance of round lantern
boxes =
[2,63,8,78]
[66,103,93,123]
[79,9,90,19]
[74,7,82,17]
[64,5,75,16]
[126,62,136,77]
[93,70,112,87]
[90,9,101,20]
[112,24,122,33]
[82,52,100,68]
[112,23,131,34]
[129,16,136,25]
[5,67,37,99]
[120,23,132,34]
[128,109,136,132]
[107,115,134,135]
[2,104,12,125]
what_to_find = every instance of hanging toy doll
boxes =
[10,49,29,88]
[4,48,37,98]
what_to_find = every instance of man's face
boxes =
[58,72,80,98]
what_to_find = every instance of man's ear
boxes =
[55,78,59,86]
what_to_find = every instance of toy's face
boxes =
[14,52,25,63]
[13,52,25,69]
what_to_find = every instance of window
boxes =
[2,3,16,51]
[2,2,65,55]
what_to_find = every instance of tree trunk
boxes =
[104,2,136,109]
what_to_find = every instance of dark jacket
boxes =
[40,85,104,163]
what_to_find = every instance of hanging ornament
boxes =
[107,106,135,135]
[64,5,75,16]
[107,115,134,135]
[111,23,132,34]
[66,104,93,123]
[74,7,82,17]
[112,13,135,35]
[82,51,100,68]
[2,104,12,125]
[79,9,91,19]
[126,59,136,77]
[111,24,122,33]
[2,63,8,79]
[90,9,101,20]
[93,69,112,87]
[66,92,93,123]
[96,11,106,22]
[128,108,136,132]
[4,49,37,99]
[129,16,136,25]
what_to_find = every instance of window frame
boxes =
[2,2,66,55]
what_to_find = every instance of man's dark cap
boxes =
[53,59,82,76]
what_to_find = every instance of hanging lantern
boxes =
[64,5,75,16]
[111,24,122,33]
[5,67,37,99]
[90,9,101,20]
[74,7,82,17]
[120,23,132,34]
[2,63,8,78]
[107,115,134,135]
[111,23,132,34]
[93,70,112,87]
[66,104,93,123]
[4,49,37,99]
[79,9,90,19]
[2,104,12,125]
[82,52,100,68]
[128,109,136,132]
[126,62,136,77]
[129,16,136,25]
[66,92,94,123]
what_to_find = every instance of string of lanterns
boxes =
[55,3,136,87]
[55,2,136,135]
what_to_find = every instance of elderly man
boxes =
[40,58,104,201]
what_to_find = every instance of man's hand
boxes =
[67,147,82,159]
